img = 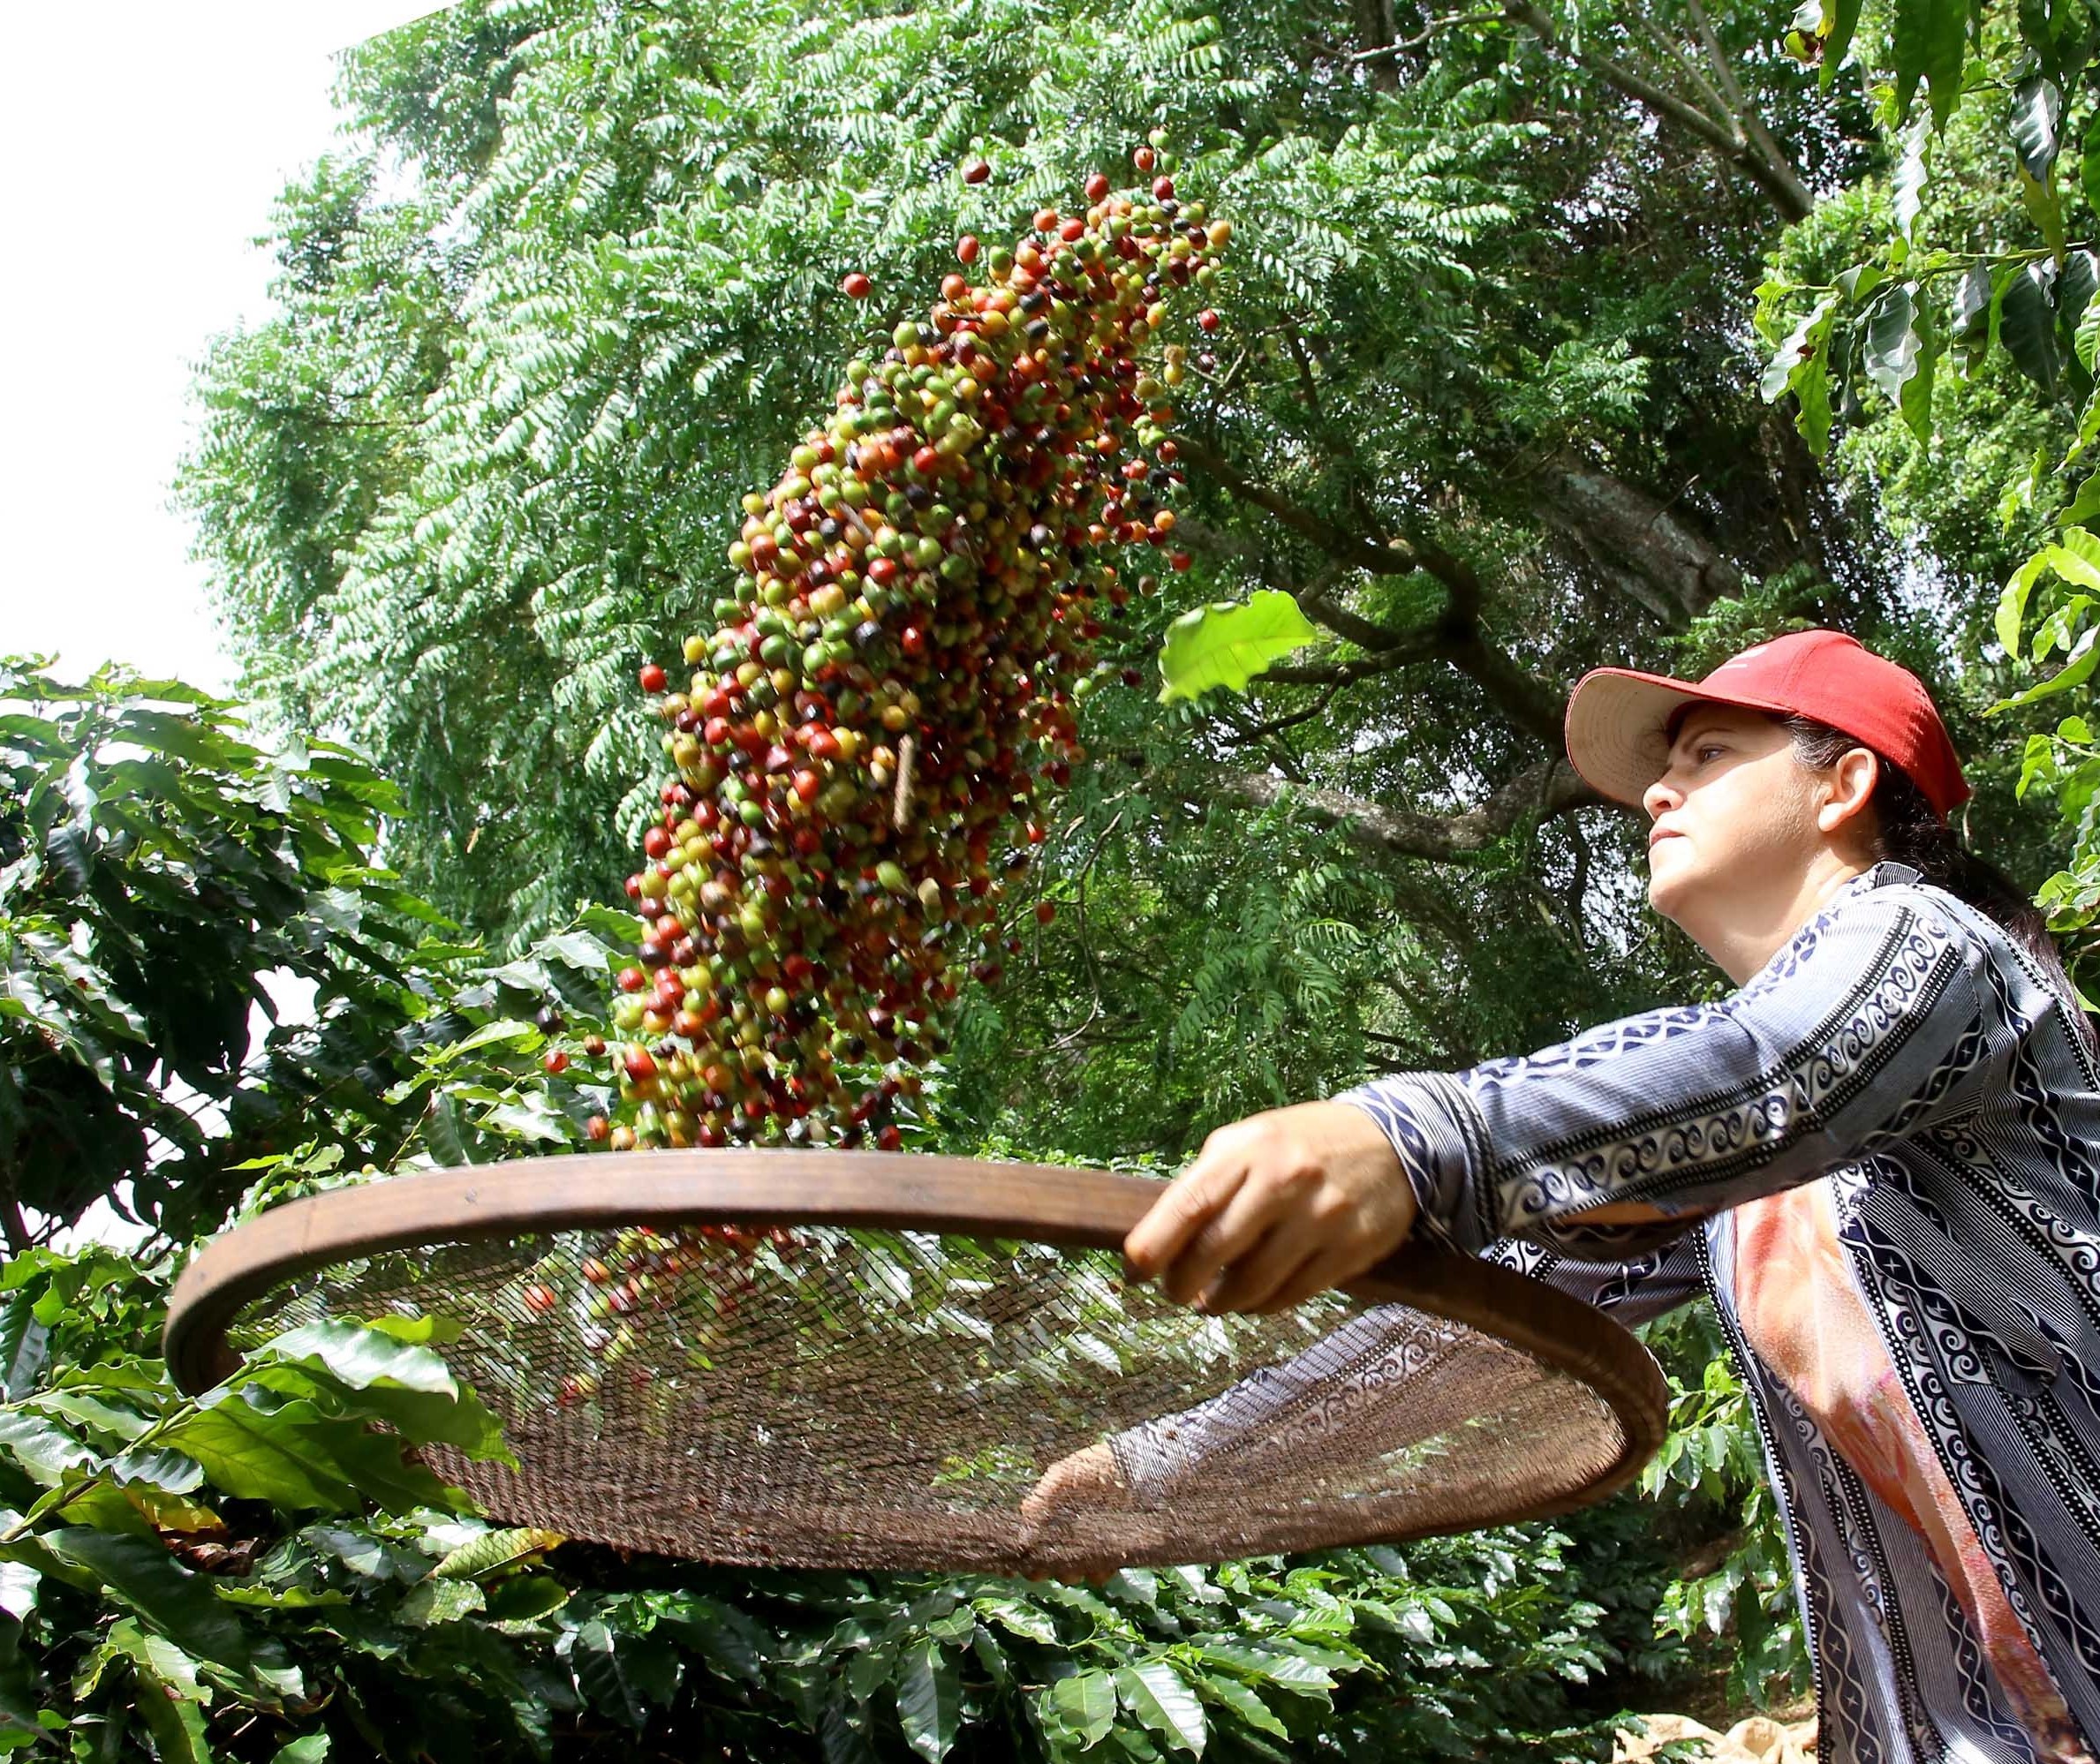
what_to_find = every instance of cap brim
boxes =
[1562,667,1802,810]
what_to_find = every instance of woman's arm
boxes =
[1120,876,1990,1315]
[1332,878,1987,1262]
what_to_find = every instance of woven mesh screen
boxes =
[226,1222,1629,1575]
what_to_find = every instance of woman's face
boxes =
[1641,705,1824,930]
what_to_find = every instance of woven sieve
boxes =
[162,1151,1666,1576]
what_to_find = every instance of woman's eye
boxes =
[1695,743,1725,763]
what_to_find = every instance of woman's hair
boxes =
[1784,714,2096,1047]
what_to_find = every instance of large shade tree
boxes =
[179,0,2066,1160]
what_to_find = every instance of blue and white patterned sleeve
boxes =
[1105,1233,1705,1500]
[1333,876,1990,1261]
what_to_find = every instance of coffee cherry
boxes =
[543,1049,570,1074]
[638,663,668,692]
[597,147,1228,1158]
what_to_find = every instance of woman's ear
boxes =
[1817,745,1880,837]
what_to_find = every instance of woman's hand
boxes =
[1122,1100,1417,1314]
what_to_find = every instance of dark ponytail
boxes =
[1785,715,2096,1050]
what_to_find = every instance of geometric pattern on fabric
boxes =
[1334,864,2100,1764]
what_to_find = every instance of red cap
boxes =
[1563,629,1969,821]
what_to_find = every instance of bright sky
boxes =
[0,3,460,693]
[2,4,462,1250]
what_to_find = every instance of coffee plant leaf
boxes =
[1115,1660,1206,1756]
[1155,592,1320,704]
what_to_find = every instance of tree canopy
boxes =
[183,0,2046,1165]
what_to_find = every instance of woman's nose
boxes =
[1642,773,1679,819]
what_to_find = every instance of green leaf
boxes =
[2015,730,2049,797]
[1194,1674,1288,1738]
[1041,1669,1117,1749]
[2077,297,2100,374]
[168,1391,469,1516]
[1195,1643,1338,1693]
[1993,624,2100,711]
[1155,592,1320,704]
[651,1591,770,1683]
[1863,283,1937,440]
[567,1618,677,1729]
[2058,251,2097,341]
[2063,477,2100,532]
[432,1527,564,1579]
[26,1389,153,1446]
[1756,296,1839,451]
[397,1576,485,1625]
[272,1738,330,1764]
[238,1325,512,1462]
[2012,75,2065,181]
[1892,0,1970,127]
[215,1584,352,1609]
[481,1573,571,1624]
[1952,262,1993,370]
[359,1313,466,1348]
[1891,112,1930,244]
[1821,0,1865,86]
[895,1639,961,1763]
[0,1617,46,1750]
[132,1660,215,1764]
[110,1446,207,1496]
[251,1320,458,1396]
[0,1305,49,1403]
[974,1594,1057,1644]
[2001,548,2056,655]
[2021,162,2068,265]
[0,1565,35,1624]
[1117,1662,1207,1755]
[40,1529,254,1676]
[442,1018,540,1058]
[0,1413,93,1488]
[1759,294,1836,403]
[2001,265,2061,398]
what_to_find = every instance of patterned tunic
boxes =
[1105,863,2100,1763]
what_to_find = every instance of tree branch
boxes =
[1530,456,1743,625]
[1197,758,1601,862]
[1436,629,1568,747]
[1256,651,1425,687]
[1171,434,1419,577]
[1502,0,1811,222]
[1230,680,1345,738]
[1685,0,1809,220]
[1175,438,1568,745]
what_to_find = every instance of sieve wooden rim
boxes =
[162,1150,1670,1526]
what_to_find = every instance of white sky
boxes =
[1,4,463,1250]
[0,3,462,693]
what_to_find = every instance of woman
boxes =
[1033,629,2100,1764]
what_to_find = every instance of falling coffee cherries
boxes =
[603,152,1227,1157]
